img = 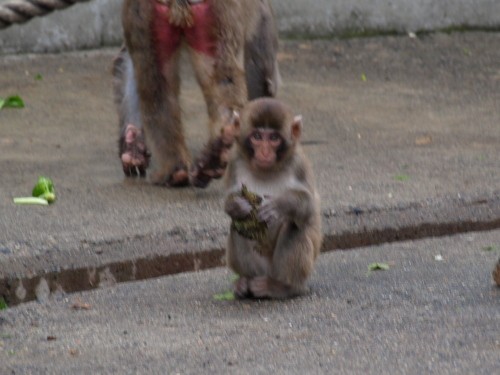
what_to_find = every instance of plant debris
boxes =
[231,185,268,242]
[14,176,56,206]
[213,291,235,301]
[367,262,390,273]
[0,95,25,110]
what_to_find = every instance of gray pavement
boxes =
[1,231,499,374]
[0,31,499,372]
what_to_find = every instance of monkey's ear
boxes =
[291,115,302,141]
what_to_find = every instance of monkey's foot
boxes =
[190,138,230,187]
[151,162,190,188]
[493,258,500,286]
[233,277,251,299]
[121,124,151,177]
[249,276,303,299]
[190,125,235,188]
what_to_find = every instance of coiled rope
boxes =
[0,0,91,30]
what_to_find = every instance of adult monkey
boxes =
[116,0,279,187]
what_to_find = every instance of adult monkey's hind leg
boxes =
[122,0,190,187]
[190,0,280,188]
[113,48,151,177]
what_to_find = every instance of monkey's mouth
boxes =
[254,159,275,170]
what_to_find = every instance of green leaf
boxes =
[0,95,25,110]
[34,73,43,81]
[213,291,235,301]
[361,73,367,82]
[483,245,499,252]
[0,297,7,310]
[368,262,390,271]
[13,197,49,206]
[394,174,410,182]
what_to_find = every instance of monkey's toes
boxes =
[121,124,150,177]
[233,277,250,299]
[152,163,190,188]
[248,276,270,298]
[190,136,232,188]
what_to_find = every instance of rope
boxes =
[0,0,91,30]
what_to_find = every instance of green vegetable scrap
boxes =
[32,176,56,203]
[13,197,49,206]
[213,291,235,301]
[394,174,410,182]
[367,262,390,274]
[0,95,25,110]
[13,176,56,206]
[483,245,499,252]
[368,262,390,271]
[0,297,7,310]
[231,185,268,242]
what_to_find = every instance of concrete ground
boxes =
[0,232,499,374]
[0,32,499,372]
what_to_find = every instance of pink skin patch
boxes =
[121,124,150,176]
[153,0,217,67]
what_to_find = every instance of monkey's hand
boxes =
[225,195,253,220]
[257,197,282,227]
[259,190,313,228]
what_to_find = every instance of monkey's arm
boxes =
[258,188,315,229]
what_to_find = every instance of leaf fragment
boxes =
[368,262,390,271]
[0,95,25,110]
[394,174,410,182]
[213,291,235,301]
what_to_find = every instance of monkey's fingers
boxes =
[258,202,280,225]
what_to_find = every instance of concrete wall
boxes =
[0,0,499,54]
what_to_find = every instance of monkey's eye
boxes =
[251,131,263,141]
[269,133,280,142]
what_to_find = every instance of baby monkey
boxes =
[224,98,323,299]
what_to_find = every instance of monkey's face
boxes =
[247,128,284,170]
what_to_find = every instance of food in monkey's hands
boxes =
[231,185,268,243]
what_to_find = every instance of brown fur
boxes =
[494,258,500,286]
[224,98,323,299]
[118,0,279,186]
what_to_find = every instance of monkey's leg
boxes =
[184,2,237,188]
[249,227,316,299]
[113,48,151,177]
[226,231,271,298]
[144,1,192,186]
[244,0,280,99]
